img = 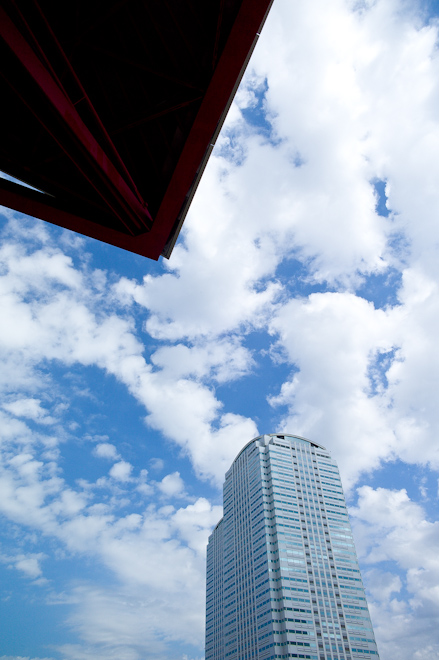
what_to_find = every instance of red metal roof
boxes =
[0,0,273,259]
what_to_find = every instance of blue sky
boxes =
[1,0,439,659]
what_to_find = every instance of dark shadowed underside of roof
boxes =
[0,0,273,259]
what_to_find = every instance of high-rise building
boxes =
[206,433,380,660]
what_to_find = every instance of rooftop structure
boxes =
[0,0,273,259]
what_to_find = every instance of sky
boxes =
[1,0,439,658]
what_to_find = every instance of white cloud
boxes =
[0,551,45,579]
[50,499,222,658]
[363,568,402,603]
[93,443,119,460]
[149,458,164,472]
[248,0,439,484]
[0,415,222,656]
[14,555,43,579]
[268,291,397,487]
[2,399,55,425]
[157,472,185,498]
[172,497,222,555]
[350,486,439,660]
[150,338,253,384]
[109,461,132,482]
[57,585,200,660]
[351,486,439,572]
[0,218,259,487]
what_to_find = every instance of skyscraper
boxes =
[206,433,380,660]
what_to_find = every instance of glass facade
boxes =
[205,434,380,660]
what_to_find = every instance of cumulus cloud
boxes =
[0,417,222,656]
[109,461,133,482]
[54,498,222,658]
[363,568,402,603]
[157,472,185,498]
[2,399,55,425]
[0,216,260,487]
[149,458,164,472]
[268,291,397,487]
[0,551,45,579]
[14,555,43,579]
[150,338,254,384]
[351,486,439,572]
[350,486,439,660]
[93,443,119,460]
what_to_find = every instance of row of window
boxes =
[259,640,317,651]
[258,629,315,642]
